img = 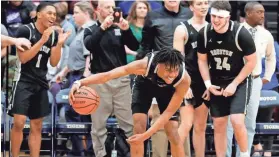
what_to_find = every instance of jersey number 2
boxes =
[214,57,231,71]
[36,54,42,68]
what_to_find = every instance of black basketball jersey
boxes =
[136,52,185,88]
[180,20,203,82]
[15,23,58,88]
[197,21,255,84]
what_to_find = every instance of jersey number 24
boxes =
[214,57,231,71]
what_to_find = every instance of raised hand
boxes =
[57,29,71,46]
[100,15,114,30]
[41,26,55,44]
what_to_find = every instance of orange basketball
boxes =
[71,86,100,115]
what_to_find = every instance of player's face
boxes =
[73,6,86,27]
[38,6,57,28]
[190,0,209,17]
[211,14,230,32]
[136,2,148,19]
[158,64,180,84]
[164,0,181,8]
[250,4,265,25]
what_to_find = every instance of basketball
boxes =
[71,86,100,115]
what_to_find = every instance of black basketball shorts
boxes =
[8,81,51,119]
[131,77,184,121]
[210,79,252,117]
[185,80,210,109]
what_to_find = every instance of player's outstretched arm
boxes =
[1,35,31,51]
[81,57,147,86]
[69,57,148,102]
[127,73,191,144]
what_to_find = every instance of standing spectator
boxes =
[252,23,278,157]
[136,0,192,156]
[125,1,151,87]
[197,1,257,157]
[53,2,76,46]
[125,1,151,64]
[118,0,161,18]
[83,0,139,156]
[53,2,95,155]
[226,2,276,157]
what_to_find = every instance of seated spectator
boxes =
[1,0,36,37]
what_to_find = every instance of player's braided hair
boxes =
[153,48,184,70]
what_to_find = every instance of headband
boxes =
[210,7,230,17]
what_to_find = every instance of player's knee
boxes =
[213,120,227,133]
[133,121,146,134]
[30,120,43,133]
[13,120,25,131]
[165,128,180,145]
[230,116,245,130]
[194,121,206,134]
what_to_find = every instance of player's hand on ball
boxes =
[15,38,31,51]
[127,134,146,144]
[69,81,81,105]
[209,85,223,96]
[223,82,237,97]
[202,89,210,101]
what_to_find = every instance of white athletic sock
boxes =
[240,151,249,157]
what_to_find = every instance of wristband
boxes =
[74,80,81,88]
[204,80,212,89]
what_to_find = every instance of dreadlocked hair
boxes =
[153,48,184,70]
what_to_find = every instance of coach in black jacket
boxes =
[82,1,138,157]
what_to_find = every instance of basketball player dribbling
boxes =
[8,3,71,157]
[197,1,257,157]
[70,48,191,157]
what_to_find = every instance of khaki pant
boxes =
[150,103,191,157]
[89,76,134,157]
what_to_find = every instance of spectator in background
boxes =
[53,2,76,46]
[252,21,279,156]
[118,0,161,18]
[226,2,276,157]
[252,42,279,157]
[125,1,151,87]
[53,2,96,155]
[83,0,139,156]
[1,0,36,37]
